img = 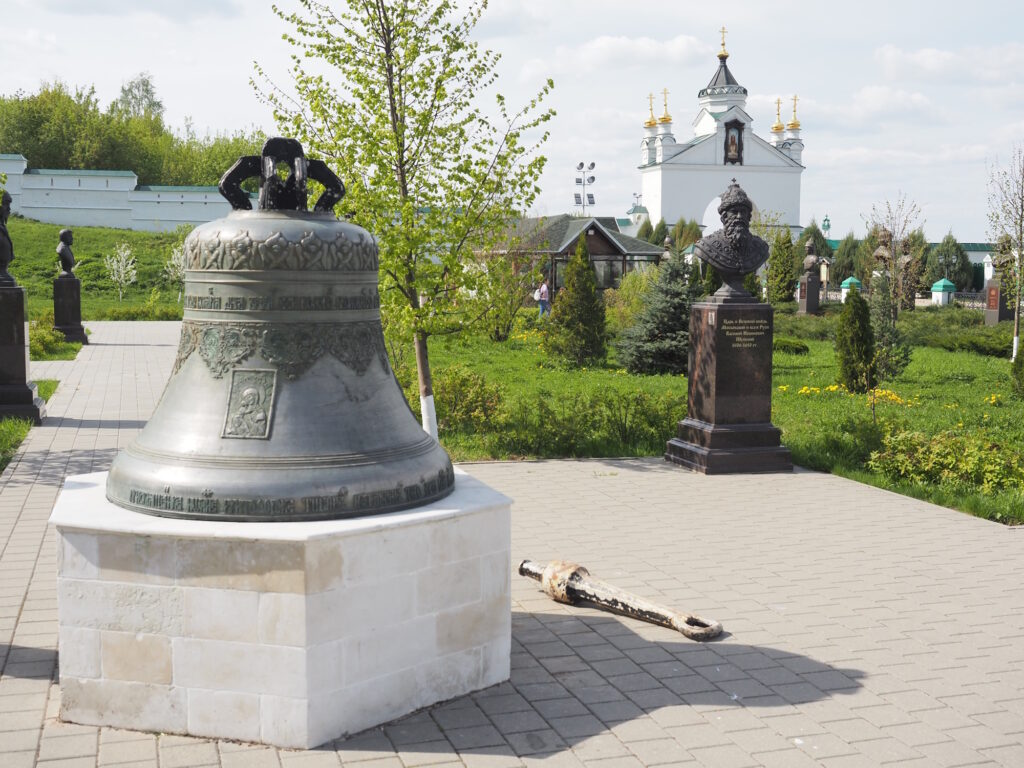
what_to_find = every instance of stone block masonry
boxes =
[50,469,512,748]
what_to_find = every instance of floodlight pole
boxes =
[575,161,596,216]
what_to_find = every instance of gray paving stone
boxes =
[3,322,1024,766]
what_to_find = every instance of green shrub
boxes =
[773,337,809,355]
[1012,353,1024,399]
[96,292,184,321]
[29,312,80,360]
[603,265,660,337]
[400,364,502,434]
[491,387,686,457]
[869,429,1024,495]
[432,365,502,433]
[834,288,876,393]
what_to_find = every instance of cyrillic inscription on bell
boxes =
[105,138,454,521]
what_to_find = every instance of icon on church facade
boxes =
[724,120,744,165]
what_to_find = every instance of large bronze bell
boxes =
[105,138,454,521]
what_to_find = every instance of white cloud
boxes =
[876,42,1024,84]
[31,0,243,20]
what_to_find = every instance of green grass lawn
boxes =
[6,216,184,320]
[0,380,59,472]
[422,329,1024,524]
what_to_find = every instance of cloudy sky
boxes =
[6,0,1022,241]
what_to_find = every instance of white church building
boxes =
[633,34,804,236]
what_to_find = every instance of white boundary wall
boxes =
[0,154,234,233]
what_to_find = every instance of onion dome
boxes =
[644,92,657,127]
[786,94,801,130]
[771,98,784,133]
[658,88,672,123]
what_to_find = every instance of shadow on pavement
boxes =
[0,644,57,680]
[331,609,865,759]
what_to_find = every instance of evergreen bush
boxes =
[767,230,796,305]
[835,288,876,393]
[543,236,607,367]
[616,252,698,374]
[772,337,809,355]
[868,274,911,382]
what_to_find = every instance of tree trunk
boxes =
[414,329,438,438]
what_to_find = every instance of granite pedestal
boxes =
[53,277,88,343]
[51,469,512,749]
[665,299,791,474]
[985,278,1013,326]
[798,273,820,315]
[0,286,45,424]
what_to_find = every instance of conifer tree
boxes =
[616,252,699,374]
[835,288,876,393]
[868,274,911,383]
[636,218,653,242]
[649,218,668,246]
[925,232,972,290]
[794,220,833,277]
[831,233,859,286]
[544,235,607,366]
[766,230,796,304]
[671,218,702,249]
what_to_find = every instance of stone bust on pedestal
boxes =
[57,229,76,277]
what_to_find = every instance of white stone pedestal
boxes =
[50,470,511,748]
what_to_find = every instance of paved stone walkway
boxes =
[3,321,1024,767]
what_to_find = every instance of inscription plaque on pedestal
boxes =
[664,180,791,474]
[985,279,1012,326]
[0,287,46,424]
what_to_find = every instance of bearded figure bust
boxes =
[693,180,769,301]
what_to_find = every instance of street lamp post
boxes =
[574,162,596,216]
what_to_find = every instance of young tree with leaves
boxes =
[104,242,137,302]
[256,0,554,435]
[544,236,606,366]
[616,252,698,374]
[865,194,924,324]
[988,146,1024,360]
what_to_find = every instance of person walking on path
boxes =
[538,279,550,317]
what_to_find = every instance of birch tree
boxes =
[104,242,137,302]
[255,0,554,436]
[988,146,1024,360]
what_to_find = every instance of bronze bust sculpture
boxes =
[0,191,15,287]
[693,180,769,299]
[57,229,75,277]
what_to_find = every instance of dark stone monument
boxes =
[0,192,45,424]
[984,276,1013,326]
[797,241,820,315]
[665,180,791,474]
[53,229,88,344]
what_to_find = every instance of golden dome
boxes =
[659,88,672,123]
[771,97,784,133]
[786,94,801,130]
[718,25,728,60]
[644,92,657,127]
